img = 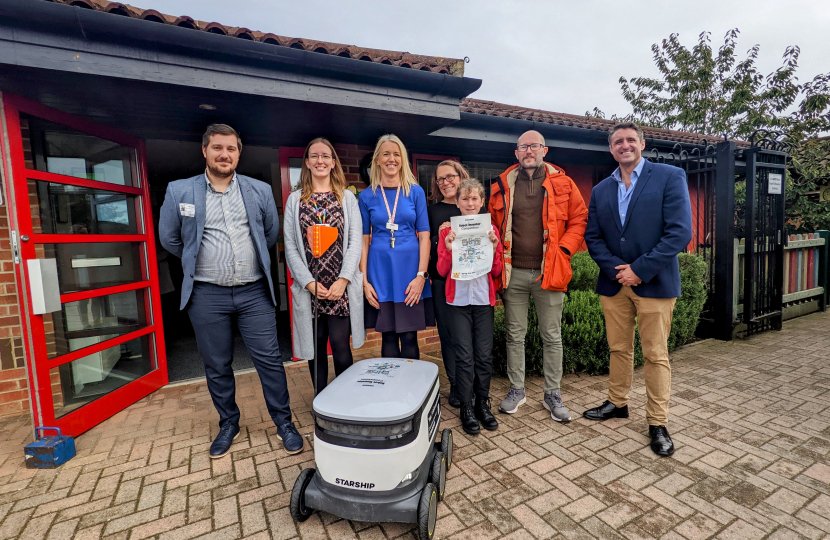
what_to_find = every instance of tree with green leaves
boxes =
[588,29,830,233]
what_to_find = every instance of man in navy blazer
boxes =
[582,123,692,457]
[159,124,303,457]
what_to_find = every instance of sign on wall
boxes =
[767,173,783,195]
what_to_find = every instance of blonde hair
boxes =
[369,134,417,196]
[299,138,347,205]
[457,177,485,200]
[429,160,470,201]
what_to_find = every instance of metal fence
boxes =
[645,134,827,340]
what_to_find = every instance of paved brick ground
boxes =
[2,310,830,540]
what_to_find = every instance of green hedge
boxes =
[492,252,707,376]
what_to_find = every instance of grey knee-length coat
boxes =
[284,189,365,359]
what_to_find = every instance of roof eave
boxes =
[1,0,482,101]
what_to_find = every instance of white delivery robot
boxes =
[290,358,453,540]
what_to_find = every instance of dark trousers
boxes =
[187,280,292,428]
[449,304,494,403]
[310,313,353,395]
[432,279,457,386]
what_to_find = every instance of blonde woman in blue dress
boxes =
[359,134,434,358]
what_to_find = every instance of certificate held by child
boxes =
[450,214,493,281]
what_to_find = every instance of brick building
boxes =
[0,0,714,434]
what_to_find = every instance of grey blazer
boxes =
[284,190,365,359]
[159,174,279,310]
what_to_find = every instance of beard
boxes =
[207,160,235,179]
[521,156,542,171]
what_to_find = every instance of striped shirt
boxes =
[194,172,263,286]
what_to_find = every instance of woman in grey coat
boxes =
[284,138,365,394]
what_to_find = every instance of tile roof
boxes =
[461,99,750,147]
[46,0,466,76]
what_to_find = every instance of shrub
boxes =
[568,250,599,293]
[669,253,708,350]
[562,290,610,375]
[492,252,707,377]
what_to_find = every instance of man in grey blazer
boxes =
[159,124,303,457]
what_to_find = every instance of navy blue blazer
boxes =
[158,174,280,309]
[585,160,692,298]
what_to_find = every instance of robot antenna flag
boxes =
[307,224,339,400]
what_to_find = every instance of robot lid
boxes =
[313,359,439,423]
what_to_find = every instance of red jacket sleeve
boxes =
[490,226,503,278]
[437,228,452,278]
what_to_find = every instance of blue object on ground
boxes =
[24,427,76,469]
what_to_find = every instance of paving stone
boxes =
[764,487,810,515]
[715,519,765,539]
[3,312,830,540]
[596,501,643,529]
[45,517,79,540]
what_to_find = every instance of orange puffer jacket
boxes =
[488,162,588,292]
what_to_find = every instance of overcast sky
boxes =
[140,0,830,118]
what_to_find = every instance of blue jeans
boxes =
[187,280,292,428]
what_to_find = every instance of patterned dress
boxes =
[300,192,349,316]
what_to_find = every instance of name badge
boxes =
[179,203,195,217]
[386,222,398,231]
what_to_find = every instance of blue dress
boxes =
[359,184,435,332]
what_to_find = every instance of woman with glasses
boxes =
[428,161,470,407]
[284,138,365,394]
[359,134,434,359]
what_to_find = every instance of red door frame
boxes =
[1,93,167,436]
[278,147,306,362]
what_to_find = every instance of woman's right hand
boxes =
[306,281,330,299]
[364,282,380,308]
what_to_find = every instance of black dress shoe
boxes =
[209,423,240,459]
[447,385,461,408]
[474,396,499,431]
[460,402,481,435]
[583,400,629,421]
[649,425,675,456]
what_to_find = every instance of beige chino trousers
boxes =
[600,286,675,426]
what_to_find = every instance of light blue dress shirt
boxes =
[612,157,645,225]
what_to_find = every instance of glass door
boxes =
[3,94,167,436]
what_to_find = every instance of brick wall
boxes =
[0,200,29,418]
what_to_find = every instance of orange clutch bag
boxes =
[307,224,338,258]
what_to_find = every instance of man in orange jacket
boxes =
[489,130,588,421]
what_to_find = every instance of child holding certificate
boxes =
[437,178,503,435]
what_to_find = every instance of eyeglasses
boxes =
[436,174,460,185]
[308,154,333,162]
[517,143,544,152]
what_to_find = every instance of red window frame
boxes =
[1,93,167,436]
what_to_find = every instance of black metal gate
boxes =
[648,133,790,339]
[738,133,789,335]
[647,140,737,340]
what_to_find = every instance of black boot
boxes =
[460,402,481,435]
[475,396,498,431]
[447,384,461,408]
